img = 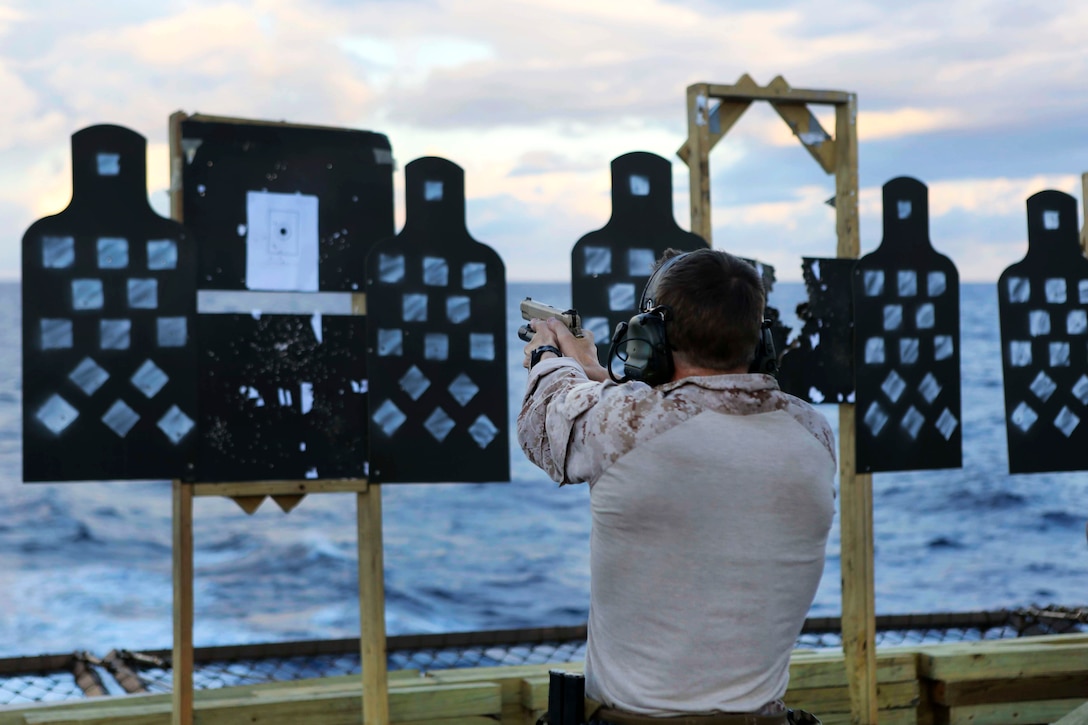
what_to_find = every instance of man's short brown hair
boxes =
[653,248,765,372]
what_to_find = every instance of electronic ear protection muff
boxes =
[608,251,779,384]
[607,253,687,385]
[751,320,779,376]
[608,304,674,385]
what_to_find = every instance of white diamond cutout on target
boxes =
[1073,375,1088,405]
[69,357,110,396]
[881,369,907,403]
[423,408,456,442]
[1010,402,1038,433]
[918,372,942,404]
[901,406,925,440]
[863,402,889,436]
[37,394,79,435]
[157,405,194,444]
[448,373,479,406]
[131,359,169,399]
[1029,371,1057,403]
[1054,406,1080,438]
[102,400,140,438]
[373,400,407,437]
[935,409,958,441]
[468,415,499,449]
[398,365,431,401]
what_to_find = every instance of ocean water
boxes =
[0,281,1085,658]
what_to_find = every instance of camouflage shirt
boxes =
[517,357,836,485]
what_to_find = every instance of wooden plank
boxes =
[391,683,503,722]
[677,73,756,164]
[788,680,920,713]
[833,93,875,725]
[1081,172,1088,254]
[684,82,713,243]
[0,671,427,725]
[1054,700,1088,725]
[821,709,918,725]
[918,645,1088,681]
[518,676,919,723]
[398,719,499,725]
[515,653,917,710]
[171,481,194,725]
[18,682,502,725]
[931,673,1088,706]
[429,662,582,685]
[705,82,851,105]
[938,697,1088,725]
[433,663,580,725]
[919,632,1088,648]
[192,479,369,497]
[788,651,917,689]
[913,635,1088,658]
[167,111,187,223]
[833,95,862,252]
[359,485,391,725]
[767,76,837,174]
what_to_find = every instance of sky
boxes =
[2,0,1087,282]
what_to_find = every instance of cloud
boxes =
[468,192,604,281]
[507,151,600,177]
[859,174,1082,219]
[700,172,1084,282]
[8,2,379,139]
[2,0,1088,286]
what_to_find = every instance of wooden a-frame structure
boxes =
[679,74,877,725]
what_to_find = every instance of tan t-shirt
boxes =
[517,358,836,715]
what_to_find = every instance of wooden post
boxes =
[834,96,878,725]
[170,480,378,725]
[172,480,195,725]
[358,484,390,725]
[1080,172,1088,254]
[686,83,713,242]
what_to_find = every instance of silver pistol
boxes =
[518,298,583,342]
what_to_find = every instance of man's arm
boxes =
[517,357,594,483]
[517,317,613,483]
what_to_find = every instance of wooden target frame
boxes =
[167,112,390,725]
[679,75,878,725]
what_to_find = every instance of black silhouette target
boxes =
[365,157,509,483]
[852,177,962,473]
[570,152,709,364]
[998,190,1088,474]
[21,125,198,482]
[180,117,394,482]
[777,257,856,404]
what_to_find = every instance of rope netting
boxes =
[1,606,1085,706]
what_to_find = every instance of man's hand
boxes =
[523,318,609,382]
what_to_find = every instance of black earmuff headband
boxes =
[609,251,778,384]
[607,253,690,386]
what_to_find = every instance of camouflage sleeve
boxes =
[516,357,596,484]
[517,358,699,485]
